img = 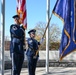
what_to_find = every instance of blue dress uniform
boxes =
[10,15,25,75]
[26,29,40,75]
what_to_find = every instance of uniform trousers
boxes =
[27,56,38,75]
[12,53,24,75]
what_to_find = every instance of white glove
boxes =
[40,38,44,44]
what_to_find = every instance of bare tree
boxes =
[49,24,61,42]
[35,22,46,38]
[35,22,61,42]
[34,22,61,50]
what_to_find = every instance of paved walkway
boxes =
[4,67,76,75]
[1,51,76,75]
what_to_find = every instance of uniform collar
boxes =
[15,24,20,27]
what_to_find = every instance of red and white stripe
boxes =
[17,0,27,29]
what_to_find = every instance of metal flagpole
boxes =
[1,0,5,75]
[46,0,50,74]
[11,53,14,75]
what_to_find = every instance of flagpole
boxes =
[1,0,5,75]
[46,0,50,74]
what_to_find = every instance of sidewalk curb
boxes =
[5,60,76,69]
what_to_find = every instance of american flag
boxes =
[17,0,27,29]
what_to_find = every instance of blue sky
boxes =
[0,0,63,37]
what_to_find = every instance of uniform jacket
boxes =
[26,38,40,57]
[10,24,25,54]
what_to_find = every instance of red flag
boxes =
[17,0,27,29]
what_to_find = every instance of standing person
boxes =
[10,15,25,75]
[26,29,40,75]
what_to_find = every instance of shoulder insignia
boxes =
[12,26,17,30]
[29,40,33,43]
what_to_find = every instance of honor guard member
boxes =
[10,15,25,75]
[26,29,40,75]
